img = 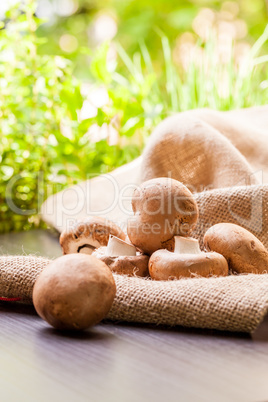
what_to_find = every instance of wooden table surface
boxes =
[0,230,268,402]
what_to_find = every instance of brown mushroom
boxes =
[93,236,149,277]
[59,216,126,255]
[204,223,268,274]
[127,177,199,255]
[33,254,116,331]
[149,236,228,280]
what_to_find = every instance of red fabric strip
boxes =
[0,297,21,302]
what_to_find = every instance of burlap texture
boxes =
[193,184,268,250]
[2,106,268,333]
[0,256,51,301]
[108,273,268,333]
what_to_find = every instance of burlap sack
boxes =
[2,106,268,333]
[141,107,268,188]
[41,106,268,232]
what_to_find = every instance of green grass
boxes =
[0,0,267,232]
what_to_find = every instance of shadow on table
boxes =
[103,313,268,342]
[40,326,112,341]
[0,301,36,315]
[251,313,268,342]
[1,301,268,342]
[102,320,251,340]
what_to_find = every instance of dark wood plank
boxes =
[0,230,268,402]
[0,229,61,258]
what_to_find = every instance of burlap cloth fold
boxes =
[1,255,268,333]
[2,106,268,333]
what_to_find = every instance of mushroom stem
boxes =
[174,236,201,254]
[107,236,136,257]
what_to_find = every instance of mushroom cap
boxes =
[60,216,126,255]
[204,223,268,274]
[33,254,116,330]
[93,247,149,277]
[127,177,199,255]
[149,249,228,280]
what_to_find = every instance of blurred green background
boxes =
[0,0,267,232]
[36,0,268,75]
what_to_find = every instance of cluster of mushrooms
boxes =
[60,177,268,280]
[33,177,268,331]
